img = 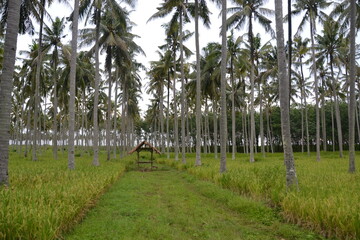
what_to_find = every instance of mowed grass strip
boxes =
[158,152,360,239]
[0,149,135,240]
[66,165,322,240]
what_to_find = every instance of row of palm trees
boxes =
[143,0,358,185]
[0,0,358,188]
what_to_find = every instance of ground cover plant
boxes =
[0,149,134,240]
[66,165,322,240]
[158,151,360,239]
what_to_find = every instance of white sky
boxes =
[15,0,332,116]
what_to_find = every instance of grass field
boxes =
[66,165,322,240]
[157,151,360,239]
[0,148,135,240]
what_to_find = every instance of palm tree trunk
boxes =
[113,70,119,159]
[321,91,326,151]
[310,16,321,161]
[0,0,20,186]
[348,0,356,172]
[202,115,206,153]
[301,97,304,153]
[25,110,30,158]
[213,100,218,159]
[53,62,58,160]
[173,47,179,161]
[330,57,343,157]
[106,64,112,161]
[179,11,186,164]
[160,83,165,153]
[259,83,265,157]
[33,0,46,161]
[167,75,170,159]
[331,101,335,151]
[93,9,101,166]
[120,90,126,158]
[220,0,227,173]
[249,14,255,163]
[245,105,249,154]
[275,0,298,188]
[300,59,310,155]
[195,0,202,165]
[68,0,80,170]
[231,59,236,160]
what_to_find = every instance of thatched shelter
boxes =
[128,141,161,168]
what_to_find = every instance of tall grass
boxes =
[0,149,134,240]
[158,152,360,239]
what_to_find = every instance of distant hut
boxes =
[128,141,161,168]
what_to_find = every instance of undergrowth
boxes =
[0,148,135,240]
[157,151,360,240]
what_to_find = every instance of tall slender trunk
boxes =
[113,69,119,159]
[242,108,246,153]
[259,82,265,157]
[53,60,58,160]
[310,16,321,161]
[348,0,356,172]
[173,46,179,161]
[93,9,101,166]
[249,14,255,163]
[120,89,126,158]
[180,12,186,164]
[195,0,201,165]
[33,0,46,161]
[160,82,165,153]
[213,100,218,159]
[330,56,343,157]
[231,58,236,160]
[244,105,249,154]
[106,62,112,161]
[331,101,335,151]
[220,0,227,173]
[275,0,298,188]
[68,0,79,170]
[25,110,30,158]
[321,88,326,151]
[301,97,304,153]
[167,74,170,159]
[0,0,20,186]
[300,59,310,155]
[266,106,274,153]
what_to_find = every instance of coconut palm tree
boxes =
[77,0,137,165]
[275,0,298,189]
[226,0,274,162]
[42,17,66,160]
[227,30,242,160]
[0,0,20,186]
[316,16,345,157]
[330,0,360,34]
[292,0,331,161]
[293,36,311,155]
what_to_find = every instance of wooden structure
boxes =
[128,141,161,168]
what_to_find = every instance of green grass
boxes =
[157,151,360,239]
[66,164,322,240]
[0,148,135,240]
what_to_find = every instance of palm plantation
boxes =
[0,0,359,239]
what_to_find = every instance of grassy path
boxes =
[66,165,323,240]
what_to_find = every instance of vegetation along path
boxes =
[66,165,323,240]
